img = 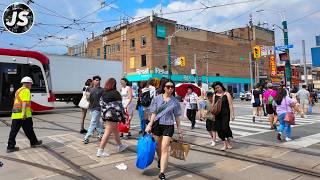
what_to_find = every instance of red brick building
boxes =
[68,16,275,94]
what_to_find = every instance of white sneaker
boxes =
[118,144,128,153]
[211,141,216,146]
[285,137,292,142]
[96,149,110,157]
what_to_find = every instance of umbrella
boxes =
[175,83,201,98]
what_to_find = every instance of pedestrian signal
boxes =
[180,56,185,66]
[253,46,261,59]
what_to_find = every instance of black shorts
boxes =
[152,120,174,137]
[206,120,216,131]
[266,104,275,115]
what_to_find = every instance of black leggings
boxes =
[187,109,197,127]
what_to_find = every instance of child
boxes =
[204,92,217,146]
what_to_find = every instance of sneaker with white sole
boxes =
[96,149,110,157]
[285,137,292,142]
[118,144,128,152]
[210,141,216,146]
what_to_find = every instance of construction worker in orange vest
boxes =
[7,76,42,153]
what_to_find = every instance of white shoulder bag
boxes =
[79,88,90,109]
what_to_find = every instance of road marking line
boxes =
[282,133,320,148]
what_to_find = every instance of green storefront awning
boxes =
[126,73,251,84]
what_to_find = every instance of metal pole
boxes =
[249,51,253,90]
[302,40,308,85]
[194,53,197,83]
[168,37,172,80]
[283,20,291,87]
[206,58,209,85]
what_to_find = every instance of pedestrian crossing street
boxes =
[180,114,320,138]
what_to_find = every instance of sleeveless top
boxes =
[214,93,230,116]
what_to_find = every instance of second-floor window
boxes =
[141,35,146,47]
[141,54,146,67]
[130,38,135,48]
[97,48,100,57]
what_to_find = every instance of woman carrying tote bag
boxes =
[79,79,92,134]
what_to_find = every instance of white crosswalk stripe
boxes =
[180,114,320,138]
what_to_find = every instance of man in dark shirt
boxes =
[83,75,104,144]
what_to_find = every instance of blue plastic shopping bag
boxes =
[136,133,157,170]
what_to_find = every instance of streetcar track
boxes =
[3,110,320,179]
[52,112,320,178]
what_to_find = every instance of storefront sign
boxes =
[270,55,277,76]
[136,68,149,75]
[176,24,198,32]
[156,25,166,39]
[154,67,168,74]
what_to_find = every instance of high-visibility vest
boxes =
[11,87,32,119]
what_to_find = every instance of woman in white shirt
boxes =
[184,86,199,129]
[120,78,134,137]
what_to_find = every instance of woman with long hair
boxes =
[145,79,183,180]
[212,81,235,151]
[252,84,263,122]
[80,79,92,134]
[97,78,128,157]
[274,88,295,141]
[120,78,134,137]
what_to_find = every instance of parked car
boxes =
[240,91,251,101]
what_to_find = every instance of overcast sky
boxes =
[0,0,319,63]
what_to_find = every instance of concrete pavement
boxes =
[1,101,320,179]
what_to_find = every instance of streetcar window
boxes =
[20,64,46,93]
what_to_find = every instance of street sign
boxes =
[275,44,293,51]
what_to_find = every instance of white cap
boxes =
[21,76,33,84]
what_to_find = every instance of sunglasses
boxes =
[165,85,175,89]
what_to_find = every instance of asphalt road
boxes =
[1,100,320,180]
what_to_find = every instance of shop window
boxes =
[141,35,146,47]
[141,54,146,67]
[103,46,106,59]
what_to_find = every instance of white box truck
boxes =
[47,55,123,105]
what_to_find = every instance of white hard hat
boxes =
[21,76,33,84]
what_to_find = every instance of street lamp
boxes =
[255,9,291,87]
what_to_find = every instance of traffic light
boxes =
[253,46,261,59]
[180,56,185,66]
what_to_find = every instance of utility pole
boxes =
[249,51,254,91]
[168,36,172,80]
[302,40,308,85]
[249,13,255,89]
[194,53,197,83]
[203,55,209,85]
[282,18,292,87]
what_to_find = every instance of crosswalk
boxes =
[180,114,320,138]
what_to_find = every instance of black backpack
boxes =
[140,91,152,107]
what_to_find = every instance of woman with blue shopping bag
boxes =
[145,79,183,180]
[136,133,157,169]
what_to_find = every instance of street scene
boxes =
[1,0,320,180]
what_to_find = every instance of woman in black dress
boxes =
[212,82,235,151]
